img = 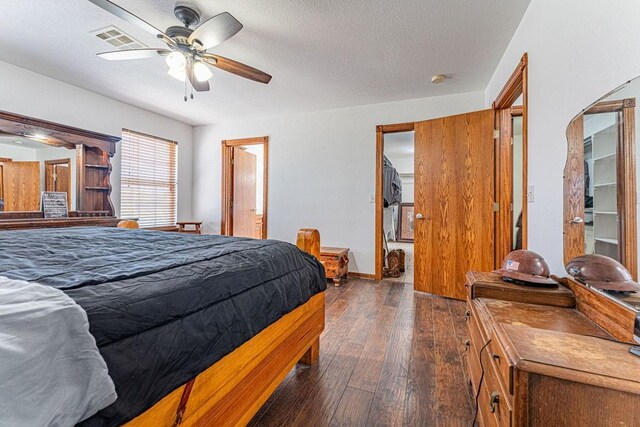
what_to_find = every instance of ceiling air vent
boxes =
[91,26,147,50]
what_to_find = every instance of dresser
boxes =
[465,271,640,426]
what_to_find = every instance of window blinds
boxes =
[121,129,177,228]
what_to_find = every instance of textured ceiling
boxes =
[0,0,530,126]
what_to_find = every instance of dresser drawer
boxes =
[479,349,513,427]
[467,302,488,349]
[488,334,514,395]
[467,338,481,391]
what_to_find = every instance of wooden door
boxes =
[2,161,41,211]
[414,110,495,300]
[45,160,71,209]
[232,147,258,238]
[564,115,585,265]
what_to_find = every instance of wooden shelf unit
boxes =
[76,143,116,214]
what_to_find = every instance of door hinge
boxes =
[230,200,233,209]
[493,202,500,212]
[230,158,234,165]
[493,129,500,139]
[510,203,514,212]
[510,137,514,146]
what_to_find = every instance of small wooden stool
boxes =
[320,247,349,286]
[177,221,203,234]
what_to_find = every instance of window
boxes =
[121,129,177,228]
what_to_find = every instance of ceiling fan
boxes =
[88,0,272,101]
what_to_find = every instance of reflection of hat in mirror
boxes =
[566,254,640,292]
[493,250,558,286]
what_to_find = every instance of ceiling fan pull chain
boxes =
[184,77,188,102]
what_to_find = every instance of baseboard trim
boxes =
[349,272,376,280]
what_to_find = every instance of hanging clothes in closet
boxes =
[383,155,402,207]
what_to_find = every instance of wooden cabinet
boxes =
[465,272,640,426]
[320,247,349,285]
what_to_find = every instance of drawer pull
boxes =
[464,339,470,351]
[464,310,471,321]
[491,353,500,361]
[489,391,500,413]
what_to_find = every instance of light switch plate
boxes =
[527,185,535,203]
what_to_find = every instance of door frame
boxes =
[44,158,72,209]
[493,52,529,266]
[221,136,269,238]
[375,122,415,280]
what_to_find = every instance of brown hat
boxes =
[566,254,640,292]
[493,250,558,286]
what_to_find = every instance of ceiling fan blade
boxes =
[188,12,243,50]
[97,48,171,61]
[87,0,173,44]
[202,54,272,84]
[186,59,210,92]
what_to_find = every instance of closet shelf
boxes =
[592,152,616,162]
[595,237,618,245]
[593,182,616,187]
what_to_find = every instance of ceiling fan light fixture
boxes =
[193,61,213,82]
[168,66,186,82]
[165,51,186,69]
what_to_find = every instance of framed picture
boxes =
[397,203,414,242]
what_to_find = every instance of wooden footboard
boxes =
[124,229,325,427]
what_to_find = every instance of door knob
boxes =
[416,213,423,219]
[569,217,584,224]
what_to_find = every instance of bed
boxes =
[0,226,326,426]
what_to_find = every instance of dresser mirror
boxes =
[564,76,640,311]
[0,110,119,224]
[0,135,76,212]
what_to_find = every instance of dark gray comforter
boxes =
[0,227,326,426]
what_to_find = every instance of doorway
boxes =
[381,131,415,284]
[44,159,71,209]
[221,136,268,239]
[494,53,529,265]
[376,111,497,300]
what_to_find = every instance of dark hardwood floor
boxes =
[249,279,474,426]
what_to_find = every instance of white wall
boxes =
[0,143,36,160]
[193,91,484,274]
[485,0,640,273]
[0,60,194,220]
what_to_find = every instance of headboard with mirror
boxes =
[0,110,120,229]
[564,77,640,312]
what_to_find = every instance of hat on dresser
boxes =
[566,254,640,293]
[493,250,558,286]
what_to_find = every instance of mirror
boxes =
[565,77,640,310]
[0,135,76,212]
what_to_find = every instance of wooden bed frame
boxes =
[124,228,325,427]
